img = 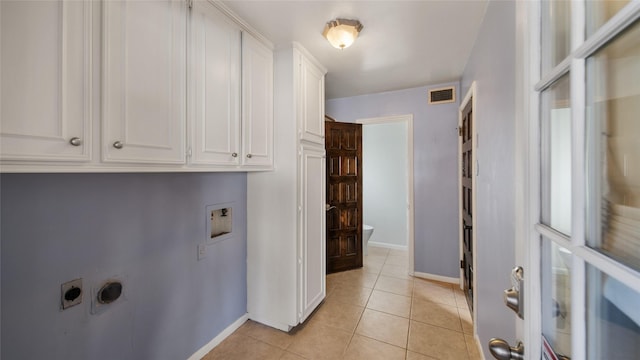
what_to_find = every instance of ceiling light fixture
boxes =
[322,19,363,50]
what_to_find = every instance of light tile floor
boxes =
[202,247,482,360]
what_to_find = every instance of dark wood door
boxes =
[325,121,363,273]
[460,99,474,312]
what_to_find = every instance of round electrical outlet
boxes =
[97,281,123,304]
[64,287,82,301]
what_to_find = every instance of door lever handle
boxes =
[325,204,336,211]
[488,338,524,360]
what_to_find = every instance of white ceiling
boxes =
[222,0,489,99]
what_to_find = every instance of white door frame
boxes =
[514,0,539,356]
[356,114,415,275]
[457,82,478,335]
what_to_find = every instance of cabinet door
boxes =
[298,145,326,323]
[299,55,325,145]
[190,1,241,166]
[0,0,91,161]
[102,0,186,164]
[241,32,273,167]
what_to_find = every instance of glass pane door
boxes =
[541,237,572,357]
[541,74,572,236]
[586,19,640,272]
[534,1,640,359]
[586,264,640,359]
[584,17,640,359]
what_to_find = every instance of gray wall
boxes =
[460,0,517,357]
[1,172,247,360]
[362,122,409,248]
[326,82,460,278]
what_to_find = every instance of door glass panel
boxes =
[586,0,631,36]
[541,0,572,72]
[586,20,640,271]
[542,237,572,358]
[587,264,640,359]
[542,74,572,235]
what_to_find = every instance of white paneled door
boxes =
[0,0,92,161]
[241,32,273,167]
[102,0,186,164]
[298,53,325,145]
[189,0,241,166]
[299,144,326,323]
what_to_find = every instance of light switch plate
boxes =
[198,243,206,260]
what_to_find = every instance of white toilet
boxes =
[363,224,374,255]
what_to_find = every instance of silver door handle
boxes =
[488,339,524,360]
[325,204,336,211]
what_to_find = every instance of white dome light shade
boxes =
[322,19,363,49]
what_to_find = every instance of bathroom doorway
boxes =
[356,114,414,274]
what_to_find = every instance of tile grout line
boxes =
[408,313,469,334]
[361,253,412,355]
[406,268,415,355]
[351,263,380,352]
[354,333,409,352]
[343,257,381,359]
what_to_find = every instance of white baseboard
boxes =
[413,271,459,285]
[187,313,249,360]
[368,241,408,251]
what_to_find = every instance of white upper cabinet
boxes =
[298,53,326,145]
[0,0,92,161]
[189,1,241,166]
[0,0,274,172]
[242,32,273,167]
[102,0,186,164]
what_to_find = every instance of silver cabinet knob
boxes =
[113,141,124,149]
[69,137,82,146]
[246,154,252,158]
[232,153,238,158]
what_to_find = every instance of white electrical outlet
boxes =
[198,243,206,260]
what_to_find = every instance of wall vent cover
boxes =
[428,86,456,104]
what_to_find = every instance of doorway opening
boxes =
[356,114,415,275]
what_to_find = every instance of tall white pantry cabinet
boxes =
[247,44,327,331]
